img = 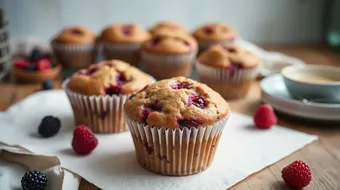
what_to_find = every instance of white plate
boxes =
[261,74,340,122]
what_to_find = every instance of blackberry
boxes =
[21,170,47,190]
[41,80,54,90]
[25,64,37,71]
[38,116,61,137]
[30,47,43,62]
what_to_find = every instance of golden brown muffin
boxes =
[67,60,153,96]
[124,77,229,128]
[149,21,188,35]
[100,23,150,44]
[193,23,237,42]
[198,44,259,69]
[142,32,198,55]
[52,26,97,44]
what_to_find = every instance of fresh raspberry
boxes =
[281,160,312,188]
[253,104,277,129]
[14,59,29,69]
[37,59,51,71]
[72,125,98,154]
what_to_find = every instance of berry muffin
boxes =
[63,59,153,133]
[149,21,188,35]
[193,23,237,52]
[124,77,230,176]
[51,26,97,69]
[100,23,150,66]
[141,32,198,79]
[197,44,259,99]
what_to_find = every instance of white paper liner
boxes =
[51,42,96,53]
[102,42,140,51]
[141,50,197,66]
[124,114,229,176]
[196,61,258,83]
[197,39,235,50]
[62,79,129,134]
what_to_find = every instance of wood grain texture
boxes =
[0,45,339,190]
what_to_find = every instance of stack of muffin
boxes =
[56,20,259,176]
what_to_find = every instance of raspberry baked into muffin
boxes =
[51,26,97,69]
[141,32,198,79]
[124,77,230,176]
[193,23,237,52]
[63,60,153,133]
[100,23,150,66]
[149,21,188,35]
[197,44,259,99]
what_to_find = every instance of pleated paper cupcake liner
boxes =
[51,42,96,52]
[124,113,229,176]
[62,79,129,134]
[141,50,197,66]
[51,42,97,69]
[102,42,140,51]
[196,61,258,83]
[197,39,235,50]
[102,42,141,65]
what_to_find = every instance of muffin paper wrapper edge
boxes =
[102,42,141,51]
[141,50,197,66]
[51,42,96,53]
[62,79,129,133]
[196,61,258,83]
[124,113,229,176]
[197,39,235,50]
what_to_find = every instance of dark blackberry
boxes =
[24,64,37,71]
[29,47,43,62]
[41,80,54,90]
[21,170,47,190]
[38,116,61,137]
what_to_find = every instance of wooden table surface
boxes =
[1,45,339,190]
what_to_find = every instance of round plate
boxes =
[261,74,340,122]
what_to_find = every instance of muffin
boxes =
[141,32,198,79]
[100,23,150,66]
[124,77,230,176]
[63,59,153,133]
[197,44,259,99]
[149,21,188,35]
[193,23,237,52]
[51,26,97,69]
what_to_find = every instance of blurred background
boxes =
[1,0,337,47]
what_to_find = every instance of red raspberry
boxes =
[253,104,277,129]
[72,125,98,154]
[37,59,51,71]
[14,59,29,69]
[281,160,312,188]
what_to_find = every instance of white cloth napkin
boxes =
[0,143,80,190]
[235,39,305,76]
[0,90,317,190]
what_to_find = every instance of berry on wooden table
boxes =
[38,116,61,137]
[281,160,312,188]
[41,80,54,90]
[21,170,47,190]
[253,104,277,129]
[72,125,98,154]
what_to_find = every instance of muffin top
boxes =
[52,26,97,44]
[198,44,259,69]
[67,60,153,96]
[149,21,188,35]
[124,77,229,129]
[100,23,150,44]
[142,32,198,55]
[193,23,237,41]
